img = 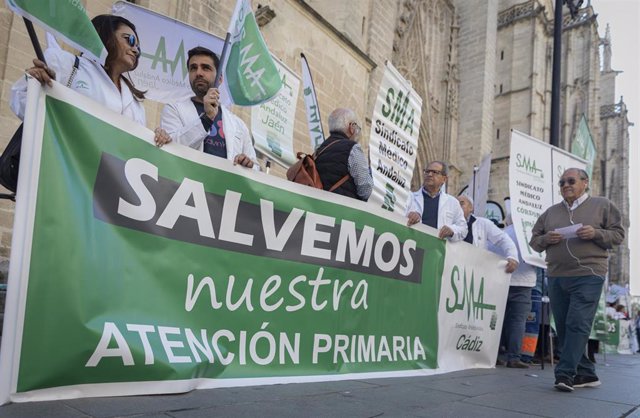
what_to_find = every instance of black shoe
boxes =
[573,375,601,388]
[507,360,530,369]
[495,358,506,366]
[554,377,574,392]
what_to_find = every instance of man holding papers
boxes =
[530,168,624,393]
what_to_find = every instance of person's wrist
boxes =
[206,105,219,120]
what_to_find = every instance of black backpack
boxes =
[0,56,80,194]
[0,125,23,193]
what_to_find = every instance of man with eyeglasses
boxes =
[406,161,467,241]
[314,108,373,201]
[530,168,624,392]
[159,46,258,170]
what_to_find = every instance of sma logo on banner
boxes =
[515,153,544,178]
[445,265,497,326]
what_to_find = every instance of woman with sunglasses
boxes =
[11,15,167,141]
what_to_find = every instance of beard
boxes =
[191,77,213,98]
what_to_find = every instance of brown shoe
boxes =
[495,358,506,366]
[506,360,530,369]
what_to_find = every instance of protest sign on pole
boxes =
[0,80,508,404]
[509,130,587,268]
[461,153,492,219]
[7,0,106,64]
[112,1,226,104]
[368,62,422,216]
[251,58,300,167]
[225,0,282,105]
[300,53,325,150]
[571,115,596,178]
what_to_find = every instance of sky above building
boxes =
[590,0,639,294]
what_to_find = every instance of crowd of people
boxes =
[8,13,630,396]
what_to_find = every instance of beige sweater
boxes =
[529,196,624,277]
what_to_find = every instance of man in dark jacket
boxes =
[314,108,373,201]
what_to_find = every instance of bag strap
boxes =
[313,139,340,159]
[66,56,80,88]
[328,174,351,192]
[314,139,351,191]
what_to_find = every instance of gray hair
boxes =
[428,160,449,176]
[459,194,474,207]
[563,167,590,191]
[563,167,589,180]
[328,108,358,135]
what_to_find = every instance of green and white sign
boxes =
[571,115,596,178]
[368,62,422,216]
[112,1,225,104]
[251,58,300,167]
[225,0,282,105]
[509,130,587,269]
[0,81,509,404]
[7,0,106,64]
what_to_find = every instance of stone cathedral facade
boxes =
[0,0,631,284]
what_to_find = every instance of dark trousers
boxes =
[548,275,604,381]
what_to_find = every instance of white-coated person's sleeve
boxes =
[448,200,468,242]
[160,102,207,149]
[405,190,422,217]
[235,114,260,172]
[487,220,518,261]
[10,48,73,120]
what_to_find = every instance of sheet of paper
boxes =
[554,223,583,239]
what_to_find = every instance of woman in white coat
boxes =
[11,15,169,144]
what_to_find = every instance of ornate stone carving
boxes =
[392,0,458,187]
[498,1,535,28]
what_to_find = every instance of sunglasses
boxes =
[121,33,138,48]
[424,169,443,176]
[558,177,583,187]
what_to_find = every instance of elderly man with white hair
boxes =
[314,108,373,201]
[457,195,518,273]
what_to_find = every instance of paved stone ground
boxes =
[0,353,638,418]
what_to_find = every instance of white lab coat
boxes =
[10,48,145,125]
[503,225,536,287]
[160,98,259,170]
[470,216,518,260]
[406,189,468,242]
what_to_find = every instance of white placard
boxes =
[509,130,587,268]
[112,1,226,104]
[251,59,300,167]
[368,62,422,215]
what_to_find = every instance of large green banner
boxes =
[0,81,510,403]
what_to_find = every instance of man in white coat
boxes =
[457,195,518,273]
[406,161,467,241]
[159,46,258,170]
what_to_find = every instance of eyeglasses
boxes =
[424,169,444,176]
[350,121,361,132]
[558,177,584,187]
[121,33,138,48]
